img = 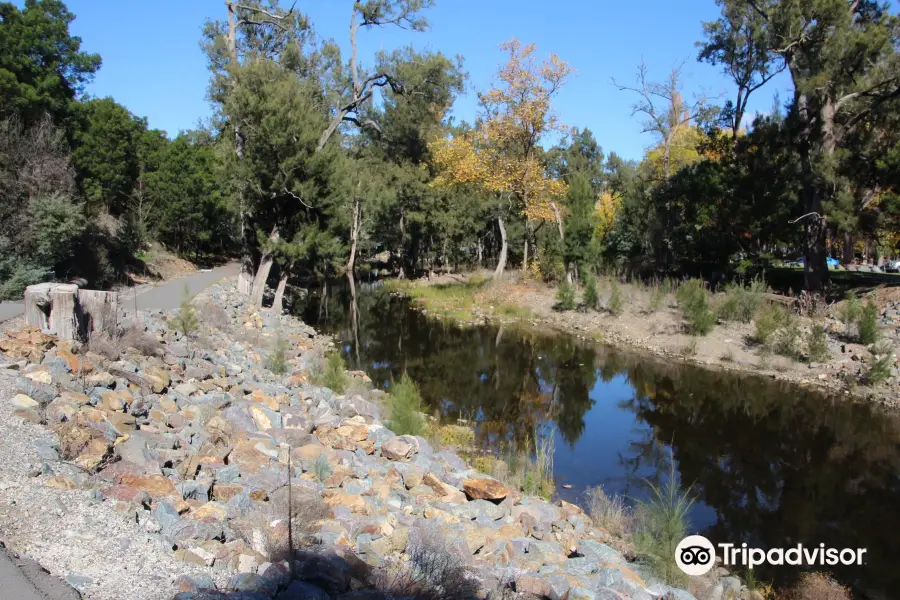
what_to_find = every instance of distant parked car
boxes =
[789,257,840,268]
[884,259,900,273]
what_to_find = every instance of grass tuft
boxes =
[675,279,715,335]
[556,281,576,311]
[608,279,625,316]
[267,335,289,376]
[857,298,880,345]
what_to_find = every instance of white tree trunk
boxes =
[494,216,508,280]
[250,225,279,309]
[271,272,288,314]
[346,198,360,274]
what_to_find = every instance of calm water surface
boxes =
[300,279,900,598]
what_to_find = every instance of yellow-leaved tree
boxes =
[430,39,572,279]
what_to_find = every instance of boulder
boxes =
[463,477,511,501]
[381,437,414,461]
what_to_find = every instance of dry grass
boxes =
[197,302,231,331]
[368,525,479,600]
[786,572,851,600]
[55,420,103,460]
[235,490,331,563]
[584,485,632,538]
[88,325,162,360]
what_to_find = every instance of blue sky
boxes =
[62,0,797,161]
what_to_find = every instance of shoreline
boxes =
[385,274,900,410]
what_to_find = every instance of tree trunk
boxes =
[250,225,279,308]
[346,198,360,274]
[347,272,360,366]
[522,221,530,275]
[477,238,483,267]
[843,231,854,265]
[494,216,508,280]
[397,212,407,279]
[271,270,289,314]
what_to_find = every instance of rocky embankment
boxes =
[0,280,744,600]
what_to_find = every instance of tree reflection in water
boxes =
[301,280,900,597]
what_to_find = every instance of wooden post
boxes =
[77,289,119,338]
[24,283,55,330]
[49,284,79,340]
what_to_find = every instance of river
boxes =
[299,278,900,598]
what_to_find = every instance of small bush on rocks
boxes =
[582,273,599,311]
[313,454,332,482]
[633,463,694,587]
[170,284,199,339]
[786,572,851,600]
[857,298,880,345]
[370,525,479,600]
[865,341,895,386]
[317,352,348,393]
[806,324,830,363]
[774,312,801,359]
[555,281,576,311]
[197,302,230,331]
[584,485,632,538]
[837,291,861,334]
[268,335,289,376]
[388,372,426,436]
[88,325,161,360]
[675,279,715,335]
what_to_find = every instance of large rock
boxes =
[278,581,330,600]
[144,366,171,393]
[463,477,511,501]
[380,437,414,461]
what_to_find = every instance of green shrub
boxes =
[865,342,894,386]
[806,324,830,363]
[608,280,625,316]
[29,193,87,266]
[268,335,289,376]
[774,313,801,359]
[754,304,788,346]
[838,292,861,332]
[321,352,349,393]
[716,279,767,323]
[857,299,880,345]
[555,281,576,311]
[633,463,695,587]
[582,273,599,311]
[170,284,199,338]
[647,283,667,312]
[313,454,332,482]
[388,373,425,436]
[675,279,715,335]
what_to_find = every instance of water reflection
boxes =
[301,280,900,597]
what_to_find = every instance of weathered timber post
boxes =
[24,282,119,341]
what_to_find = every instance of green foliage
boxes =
[647,282,667,312]
[754,304,788,347]
[313,454,332,483]
[774,312,801,359]
[388,373,426,437]
[608,279,625,316]
[633,464,695,587]
[268,335,289,376]
[857,299,880,346]
[716,279,767,323]
[582,273,599,311]
[28,193,87,265]
[563,173,598,271]
[538,232,566,283]
[807,324,830,363]
[865,342,895,386]
[170,284,199,338]
[320,352,349,394]
[555,281,576,311]
[0,0,101,126]
[838,292,861,332]
[675,279,715,335]
[0,237,49,300]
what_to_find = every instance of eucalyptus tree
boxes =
[699,0,900,290]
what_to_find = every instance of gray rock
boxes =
[226,573,279,596]
[278,581,331,600]
[595,567,624,588]
[578,540,626,565]
[564,556,600,576]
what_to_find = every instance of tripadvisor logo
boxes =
[676,536,868,576]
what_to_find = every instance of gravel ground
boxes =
[0,373,229,600]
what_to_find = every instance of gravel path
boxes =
[0,375,228,600]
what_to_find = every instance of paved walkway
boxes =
[0,263,240,323]
[0,545,81,600]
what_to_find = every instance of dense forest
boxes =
[1,0,898,304]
